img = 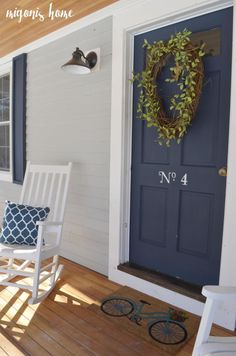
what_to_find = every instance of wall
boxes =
[0,17,112,275]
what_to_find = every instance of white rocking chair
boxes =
[0,162,72,304]
[193,286,236,355]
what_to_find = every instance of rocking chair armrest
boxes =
[36,221,63,250]
[36,221,63,227]
[202,286,236,301]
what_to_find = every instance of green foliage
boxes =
[132,29,205,145]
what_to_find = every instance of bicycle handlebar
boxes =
[139,299,151,305]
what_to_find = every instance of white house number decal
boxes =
[158,171,188,186]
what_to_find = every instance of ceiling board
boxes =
[0,0,117,58]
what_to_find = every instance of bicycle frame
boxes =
[103,296,184,326]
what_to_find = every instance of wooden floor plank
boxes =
[45,295,160,356]
[0,338,8,356]
[1,285,134,356]
[50,294,168,356]
[0,293,55,356]
[0,257,235,356]
[0,288,96,356]
[0,317,50,356]
[0,326,26,356]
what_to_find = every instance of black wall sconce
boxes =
[61,47,99,74]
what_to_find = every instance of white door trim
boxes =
[109,0,236,330]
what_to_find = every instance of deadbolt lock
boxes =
[218,167,227,177]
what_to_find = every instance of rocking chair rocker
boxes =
[0,162,72,304]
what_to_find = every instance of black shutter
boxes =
[12,53,27,184]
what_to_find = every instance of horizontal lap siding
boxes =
[26,18,112,274]
[0,184,21,218]
[0,17,112,275]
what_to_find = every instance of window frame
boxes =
[0,62,13,182]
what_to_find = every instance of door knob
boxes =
[218,167,227,177]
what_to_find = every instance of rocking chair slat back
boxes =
[59,169,71,222]
[27,169,35,204]
[41,172,49,205]
[53,173,63,221]
[20,162,72,222]
[47,172,56,208]
[34,172,42,203]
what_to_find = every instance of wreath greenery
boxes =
[132,29,205,145]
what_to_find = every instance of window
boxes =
[191,28,221,57]
[0,66,12,181]
[0,74,10,171]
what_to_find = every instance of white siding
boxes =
[0,17,112,275]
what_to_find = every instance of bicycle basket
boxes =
[168,308,188,322]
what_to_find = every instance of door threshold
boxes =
[118,262,205,303]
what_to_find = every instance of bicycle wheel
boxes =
[101,297,134,317]
[149,320,187,345]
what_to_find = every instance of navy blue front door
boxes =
[130,8,233,286]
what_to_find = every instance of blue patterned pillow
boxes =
[0,201,50,246]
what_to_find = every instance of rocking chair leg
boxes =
[31,259,41,302]
[4,258,14,281]
[8,258,14,267]
[7,258,14,279]
[49,255,59,286]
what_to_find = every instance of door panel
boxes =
[177,191,213,258]
[130,8,233,285]
[140,186,168,247]
[182,70,220,166]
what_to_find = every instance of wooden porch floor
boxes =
[0,257,234,356]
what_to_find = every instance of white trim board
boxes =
[109,0,236,330]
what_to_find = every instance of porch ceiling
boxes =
[0,0,117,58]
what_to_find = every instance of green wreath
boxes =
[132,29,205,145]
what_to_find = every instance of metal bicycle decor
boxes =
[101,296,188,345]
